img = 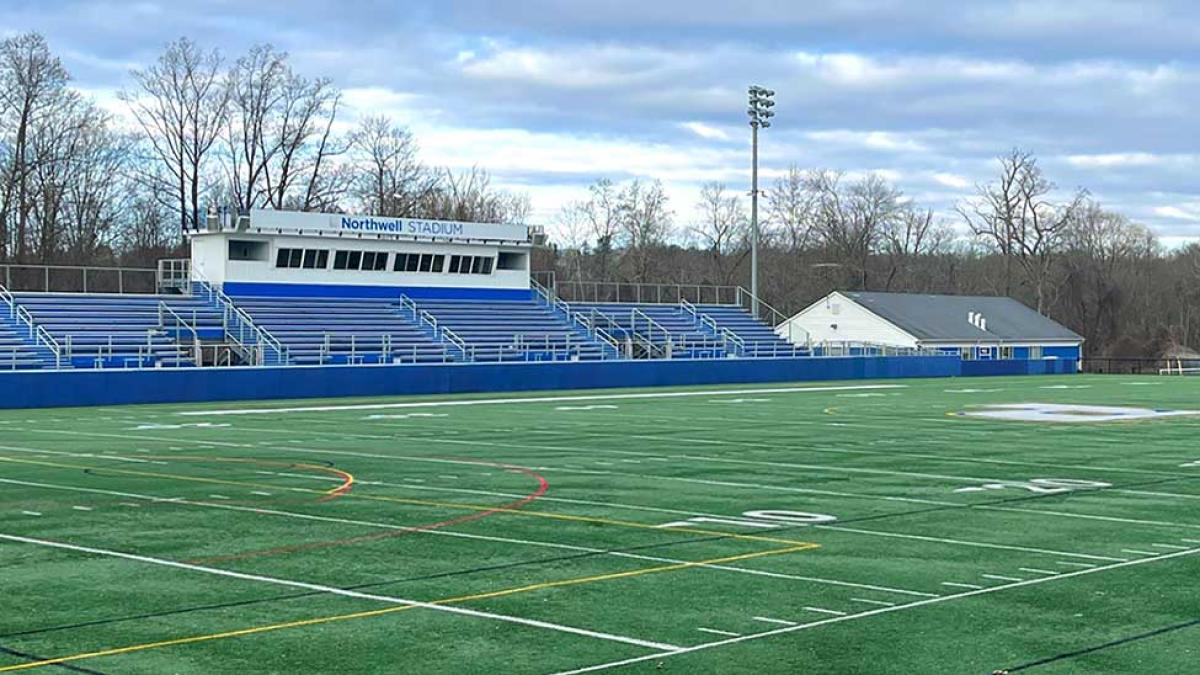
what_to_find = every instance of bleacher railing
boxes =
[1,282,63,368]
[192,269,288,365]
[530,279,622,360]
[158,301,203,366]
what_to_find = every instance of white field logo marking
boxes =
[708,398,772,404]
[945,388,1004,394]
[959,403,1200,423]
[660,509,837,529]
[555,405,619,411]
[1181,460,1200,468]
[132,423,230,430]
[955,478,1111,494]
[365,413,448,419]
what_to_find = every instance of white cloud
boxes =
[680,121,731,141]
[1066,153,1164,168]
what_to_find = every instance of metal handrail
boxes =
[735,286,790,327]
[441,326,472,361]
[158,301,202,366]
[192,268,287,365]
[679,298,698,319]
[1,282,63,367]
[630,308,672,358]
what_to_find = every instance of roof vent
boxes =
[968,311,988,331]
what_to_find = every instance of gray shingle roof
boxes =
[843,291,1082,342]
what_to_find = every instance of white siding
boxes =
[190,232,529,291]
[777,292,918,348]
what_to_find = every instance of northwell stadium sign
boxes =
[246,209,529,243]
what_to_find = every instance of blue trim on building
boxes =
[0,355,1079,410]
[221,282,534,301]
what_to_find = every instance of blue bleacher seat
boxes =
[412,298,606,362]
[231,296,450,365]
[14,293,223,368]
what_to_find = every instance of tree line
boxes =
[1,32,1194,357]
[0,33,528,268]
[547,151,1194,359]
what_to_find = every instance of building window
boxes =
[393,253,408,272]
[361,251,387,271]
[960,347,975,360]
[418,254,433,272]
[1000,346,1014,360]
[1030,346,1043,359]
[480,257,493,274]
[275,248,309,269]
[432,254,445,272]
[447,255,461,273]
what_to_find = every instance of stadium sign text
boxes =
[247,209,529,243]
[339,216,465,237]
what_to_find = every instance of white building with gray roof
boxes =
[779,291,1083,363]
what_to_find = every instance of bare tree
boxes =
[617,179,672,283]
[223,44,348,212]
[0,33,73,261]
[349,115,436,217]
[880,207,952,291]
[959,149,1085,313]
[418,166,530,224]
[809,171,902,289]
[765,165,817,251]
[123,37,228,240]
[690,182,749,285]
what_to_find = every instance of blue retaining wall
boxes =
[0,356,1077,410]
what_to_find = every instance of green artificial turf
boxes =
[0,374,1197,674]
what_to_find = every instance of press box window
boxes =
[418,254,433,272]
[275,248,304,269]
[496,251,526,270]
[230,240,269,262]
[393,253,408,272]
[432,255,445,272]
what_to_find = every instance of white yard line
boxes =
[815,526,1127,562]
[751,616,797,626]
[696,628,740,637]
[940,582,983,590]
[175,384,907,416]
[981,574,1023,582]
[849,598,896,607]
[553,546,1200,674]
[0,477,938,598]
[1121,549,1159,556]
[803,606,847,616]
[1055,561,1097,569]
[0,532,679,652]
[1018,568,1060,576]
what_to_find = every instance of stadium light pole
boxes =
[747,85,774,318]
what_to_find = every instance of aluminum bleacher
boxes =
[409,298,606,362]
[231,296,450,365]
[569,301,803,358]
[0,315,51,370]
[13,293,223,368]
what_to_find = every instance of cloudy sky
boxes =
[6,0,1200,243]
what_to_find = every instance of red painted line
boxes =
[186,460,549,564]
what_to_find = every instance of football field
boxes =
[1,374,1197,673]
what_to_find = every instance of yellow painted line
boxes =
[0,456,816,547]
[0,544,815,672]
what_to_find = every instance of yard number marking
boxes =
[955,478,1110,495]
[660,509,837,529]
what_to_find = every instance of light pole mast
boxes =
[747,85,774,318]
